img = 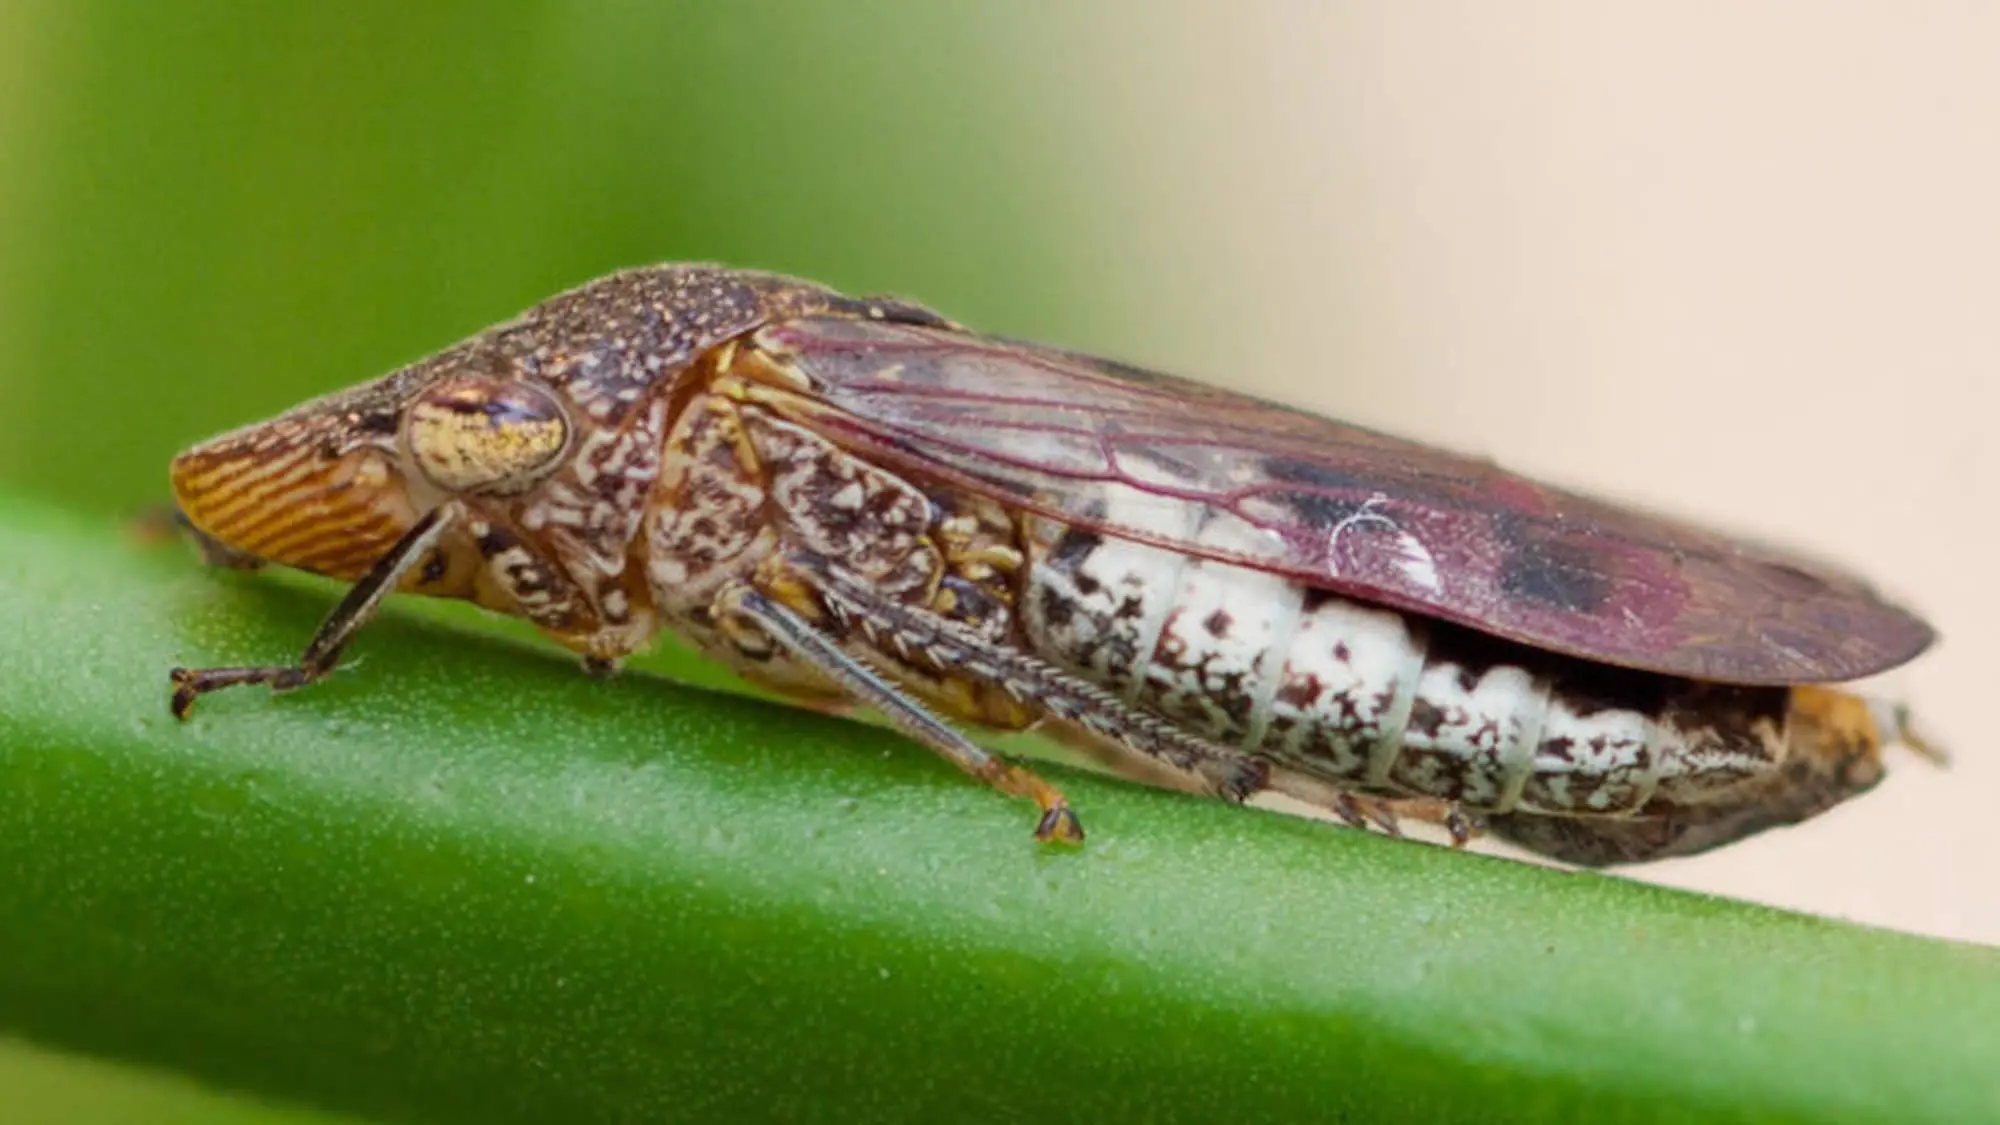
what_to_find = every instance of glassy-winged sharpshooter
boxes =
[164,265,1940,864]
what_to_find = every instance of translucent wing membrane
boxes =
[758,315,1932,686]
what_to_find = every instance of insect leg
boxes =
[795,559,1269,800]
[791,557,1466,846]
[1258,765,1480,846]
[168,505,458,718]
[715,583,1085,844]
[1444,803,1481,847]
[1360,796,1479,847]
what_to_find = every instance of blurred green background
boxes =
[0,1,1120,514]
[0,2,1122,1120]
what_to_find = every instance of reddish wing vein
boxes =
[756,315,1932,686]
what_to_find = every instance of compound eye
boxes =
[406,378,569,494]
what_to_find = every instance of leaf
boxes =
[0,490,1995,1125]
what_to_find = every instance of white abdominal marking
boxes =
[1326,494,1441,594]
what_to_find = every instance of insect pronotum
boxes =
[165,265,1939,864]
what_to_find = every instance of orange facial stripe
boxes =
[176,451,320,526]
[170,440,414,578]
[240,499,380,555]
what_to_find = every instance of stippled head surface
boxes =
[169,264,854,603]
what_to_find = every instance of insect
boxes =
[164,264,1939,865]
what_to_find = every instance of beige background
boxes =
[1040,3,1998,945]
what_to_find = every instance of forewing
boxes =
[754,315,1933,685]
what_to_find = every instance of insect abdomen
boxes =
[1020,519,1791,816]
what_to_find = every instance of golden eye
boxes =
[405,378,569,494]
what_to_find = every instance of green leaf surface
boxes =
[0,1037,364,1125]
[2,490,1996,1125]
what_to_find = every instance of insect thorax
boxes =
[641,373,1038,729]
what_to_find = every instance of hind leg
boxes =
[1045,719,1480,847]
[1264,766,1483,846]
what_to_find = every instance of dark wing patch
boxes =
[756,315,1934,685]
[1496,535,1614,616]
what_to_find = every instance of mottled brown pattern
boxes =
[167,264,1930,863]
[1018,522,1172,697]
[1136,613,1262,741]
[1388,697,1513,805]
[1254,595,1427,784]
[1489,687,1883,864]
[745,411,939,597]
[647,393,771,606]
[1650,682,1790,805]
[463,518,582,632]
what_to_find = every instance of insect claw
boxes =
[1216,757,1271,804]
[1445,805,1477,848]
[1365,800,1404,838]
[168,667,199,719]
[1329,791,1369,831]
[1034,804,1085,845]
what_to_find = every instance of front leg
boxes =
[168,506,458,717]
